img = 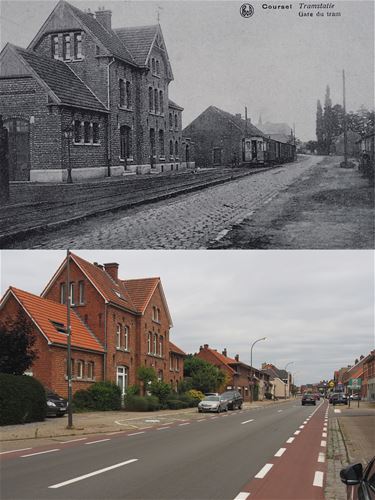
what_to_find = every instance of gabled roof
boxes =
[168,99,184,111]
[1,287,104,353]
[198,346,237,375]
[169,341,187,357]
[114,25,158,66]
[262,364,288,381]
[2,44,107,113]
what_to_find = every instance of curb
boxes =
[325,416,349,500]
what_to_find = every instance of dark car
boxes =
[302,393,316,406]
[46,391,68,417]
[220,391,243,410]
[331,393,348,405]
[340,456,375,500]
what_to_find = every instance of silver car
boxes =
[198,395,228,413]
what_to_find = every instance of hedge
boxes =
[124,395,160,411]
[72,381,121,412]
[0,373,46,425]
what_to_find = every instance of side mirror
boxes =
[340,463,363,485]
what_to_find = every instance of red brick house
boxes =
[0,253,185,397]
[196,344,270,402]
[0,0,193,182]
[363,351,375,401]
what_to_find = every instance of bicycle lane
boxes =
[234,400,329,500]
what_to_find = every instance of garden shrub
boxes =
[0,373,46,425]
[72,389,95,412]
[125,395,161,411]
[166,399,187,410]
[149,381,172,406]
[186,389,205,401]
[88,381,121,411]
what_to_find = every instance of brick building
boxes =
[0,253,186,397]
[0,0,194,182]
[261,363,291,399]
[363,351,375,401]
[196,344,271,402]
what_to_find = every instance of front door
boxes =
[213,147,222,165]
[4,118,30,181]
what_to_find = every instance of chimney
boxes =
[235,354,239,362]
[95,7,112,30]
[222,348,227,357]
[104,262,119,282]
[203,344,209,349]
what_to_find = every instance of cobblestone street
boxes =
[11,155,320,249]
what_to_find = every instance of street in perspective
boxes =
[0,250,374,500]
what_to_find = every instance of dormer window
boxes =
[51,35,59,59]
[51,320,66,334]
[152,58,156,73]
[63,34,71,60]
[156,60,160,74]
[74,33,82,59]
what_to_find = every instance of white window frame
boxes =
[60,283,66,304]
[159,335,163,356]
[169,354,173,370]
[77,359,84,379]
[87,361,94,380]
[116,324,121,349]
[78,280,84,305]
[116,366,128,396]
[153,333,157,355]
[124,326,129,351]
[175,356,179,371]
[69,282,75,306]
[147,333,151,354]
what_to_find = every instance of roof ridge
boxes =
[65,62,109,111]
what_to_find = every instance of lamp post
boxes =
[63,122,74,184]
[250,337,267,403]
[284,361,294,400]
[66,249,73,429]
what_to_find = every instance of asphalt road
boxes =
[1,400,328,500]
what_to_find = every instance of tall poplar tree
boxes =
[316,100,324,153]
[323,85,334,154]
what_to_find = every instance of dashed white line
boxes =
[59,438,87,444]
[21,449,60,458]
[322,432,327,438]
[286,437,295,443]
[299,425,305,429]
[241,419,254,425]
[197,419,205,422]
[321,440,327,447]
[0,447,32,455]
[233,492,250,500]
[334,409,341,413]
[318,452,326,463]
[85,439,110,445]
[156,427,170,430]
[274,448,286,457]
[313,471,324,487]
[49,459,138,489]
[255,463,273,479]
[178,423,190,426]
[128,432,145,436]
[277,410,283,413]
[294,430,301,435]
[303,421,308,424]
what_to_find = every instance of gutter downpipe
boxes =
[104,302,108,380]
[107,57,115,177]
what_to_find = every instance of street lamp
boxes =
[284,361,294,400]
[66,249,73,429]
[250,337,267,403]
[63,122,74,184]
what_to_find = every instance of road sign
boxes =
[348,378,362,389]
[328,381,335,388]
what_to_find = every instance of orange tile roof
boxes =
[169,341,187,356]
[203,347,237,374]
[122,277,160,313]
[71,253,137,312]
[8,287,104,352]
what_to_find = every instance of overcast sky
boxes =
[1,250,373,386]
[1,0,374,140]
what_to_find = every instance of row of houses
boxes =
[333,351,375,401]
[0,252,294,402]
[0,0,296,183]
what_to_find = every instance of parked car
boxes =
[302,393,316,406]
[198,395,228,413]
[331,393,348,405]
[46,391,68,417]
[220,391,243,410]
[314,393,321,401]
[340,456,375,500]
[350,394,361,401]
[204,393,219,397]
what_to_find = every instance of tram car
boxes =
[242,135,296,166]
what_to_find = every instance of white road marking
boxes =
[255,463,273,479]
[299,425,305,429]
[318,452,326,463]
[323,427,327,432]
[275,448,286,457]
[241,419,254,424]
[157,427,170,430]
[197,419,205,422]
[322,432,327,438]
[303,421,308,424]
[313,471,324,487]
[321,440,327,447]
[211,416,219,419]
[286,437,295,443]
[179,423,190,426]
[128,432,145,436]
[0,447,32,455]
[234,493,250,500]
[59,438,87,444]
[21,449,59,458]
[334,409,341,413]
[278,410,283,412]
[106,432,125,436]
[294,430,301,435]
[85,439,110,445]
[49,459,138,489]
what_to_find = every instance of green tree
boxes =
[136,366,157,395]
[316,100,324,153]
[183,355,226,393]
[0,312,37,375]
[149,381,172,406]
[323,86,334,154]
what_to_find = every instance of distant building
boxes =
[262,363,291,399]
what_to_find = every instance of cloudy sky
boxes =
[1,250,373,386]
[1,0,374,140]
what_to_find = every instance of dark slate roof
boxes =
[168,99,184,111]
[69,3,136,65]
[211,106,266,137]
[14,45,107,112]
[114,25,158,66]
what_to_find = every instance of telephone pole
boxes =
[343,70,348,167]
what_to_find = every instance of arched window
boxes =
[119,79,125,107]
[174,114,178,129]
[116,366,128,396]
[126,81,131,108]
[169,113,173,129]
[169,140,173,157]
[159,130,164,156]
[152,58,156,73]
[63,34,71,60]
[148,87,153,112]
[120,125,132,159]
[175,140,179,157]
[159,90,163,114]
[154,89,158,113]
[156,60,160,74]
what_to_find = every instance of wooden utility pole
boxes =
[245,106,248,137]
[343,70,348,167]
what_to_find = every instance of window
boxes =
[147,332,152,354]
[126,81,131,108]
[116,324,121,348]
[169,140,173,157]
[96,45,100,56]
[87,361,94,380]
[159,91,163,114]
[77,359,84,379]
[60,283,66,304]
[93,123,100,144]
[159,130,164,156]
[74,120,82,143]
[63,34,71,60]
[152,58,156,73]
[51,320,66,334]
[78,281,84,304]
[169,355,173,370]
[150,128,155,157]
[119,79,125,107]
[156,60,160,74]
[84,121,90,144]
[154,89,158,114]
[149,87,153,112]
[120,125,132,159]
[52,35,59,59]
[175,357,179,371]
[116,366,128,396]
[74,33,82,59]
[153,333,157,355]
[175,141,179,157]
[124,326,129,351]
[69,282,75,306]
[158,369,163,381]
[174,114,178,129]
[157,308,160,322]
[169,113,173,129]
[159,336,163,356]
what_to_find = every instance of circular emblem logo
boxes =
[240,3,254,17]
